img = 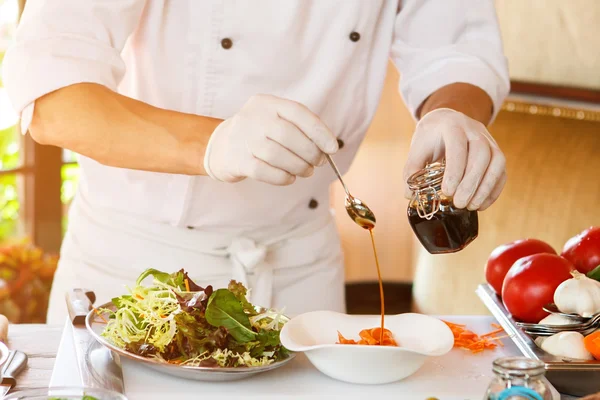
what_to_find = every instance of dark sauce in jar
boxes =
[407,199,478,254]
[406,161,479,254]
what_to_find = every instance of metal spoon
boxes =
[325,154,376,230]
[517,312,600,337]
[542,303,589,321]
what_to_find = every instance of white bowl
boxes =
[280,311,454,385]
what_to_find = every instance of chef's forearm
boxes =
[29,83,222,175]
[416,83,494,126]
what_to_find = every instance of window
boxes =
[0,0,80,251]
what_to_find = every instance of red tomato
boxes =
[485,239,556,295]
[502,253,574,323]
[561,227,600,274]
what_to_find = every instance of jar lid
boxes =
[492,357,546,378]
[407,161,445,191]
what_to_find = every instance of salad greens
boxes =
[100,268,289,367]
[205,289,257,342]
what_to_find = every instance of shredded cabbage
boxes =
[182,349,275,368]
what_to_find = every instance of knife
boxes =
[0,350,28,398]
[0,315,10,368]
[66,289,125,394]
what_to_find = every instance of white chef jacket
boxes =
[2,0,510,232]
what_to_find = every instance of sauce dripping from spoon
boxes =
[368,227,385,344]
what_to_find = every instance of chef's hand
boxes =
[403,108,507,211]
[204,94,338,185]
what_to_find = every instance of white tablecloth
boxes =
[51,316,565,399]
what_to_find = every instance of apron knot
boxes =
[227,237,272,308]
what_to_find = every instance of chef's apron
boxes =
[46,191,346,324]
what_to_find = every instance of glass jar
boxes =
[406,161,478,254]
[485,357,554,400]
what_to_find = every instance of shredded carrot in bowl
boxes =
[335,321,505,351]
[336,327,398,346]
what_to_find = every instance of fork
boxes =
[542,303,589,322]
[516,312,600,337]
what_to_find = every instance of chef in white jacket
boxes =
[3,0,510,324]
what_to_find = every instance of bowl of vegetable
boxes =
[86,268,294,382]
[4,387,127,400]
[279,311,454,384]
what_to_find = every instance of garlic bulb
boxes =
[535,331,593,360]
[554,270,600,318]
[538,314,575,326]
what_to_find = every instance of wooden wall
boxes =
[495,0,600,90]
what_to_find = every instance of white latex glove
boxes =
[403,108,507,211]
[204,94,338,185]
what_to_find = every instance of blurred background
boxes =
[0,0,599,323]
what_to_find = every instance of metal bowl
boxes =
[477,283,600,397]
[85,302,296,382]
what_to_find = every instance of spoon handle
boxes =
[326,154,351,198]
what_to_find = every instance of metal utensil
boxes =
[516,313,600,337]
[0,350,28,398]
[519,325,599,337]
[542,303,588,322]
[514,303,600,337]
[326,154,376,229]
[66,289,125,394]
[6,387,126,400]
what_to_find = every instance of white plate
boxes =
[280,311,454,384]
[86,302,295,382]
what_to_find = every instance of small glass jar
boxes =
[406,161,478,254]
[485,357,554,400]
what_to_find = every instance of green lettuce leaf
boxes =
[205,289,257,342]
[257,329,281,348]
[587,265,600,282]
[237,330,286,358]
[135,268,190,291]
[136,268,176,286]
[251,330,281,357]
